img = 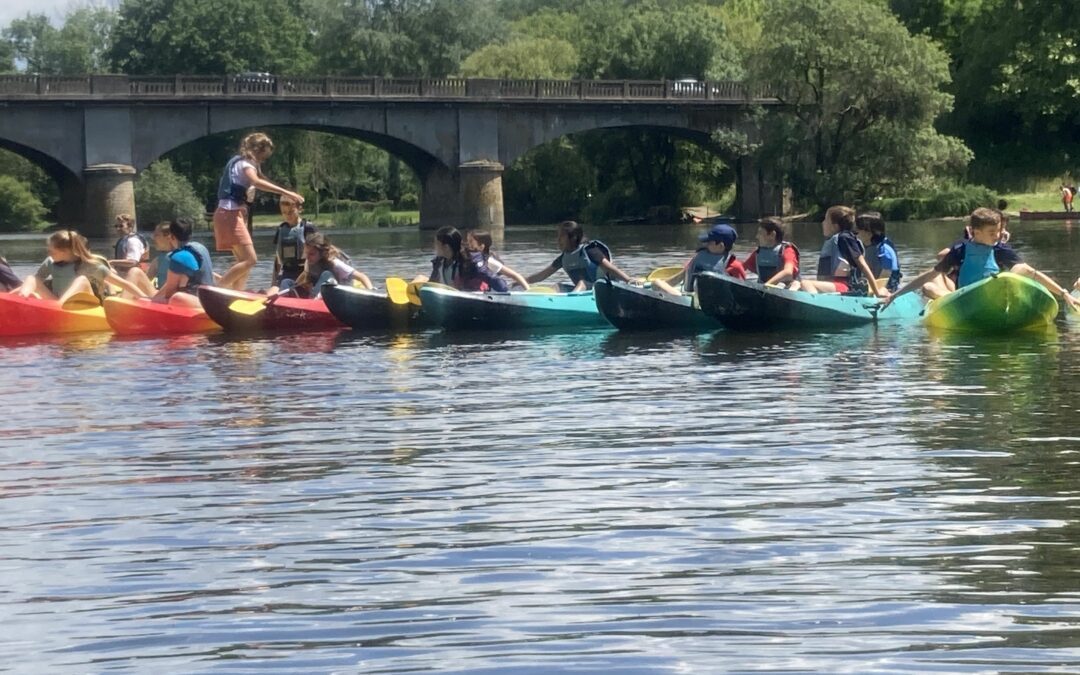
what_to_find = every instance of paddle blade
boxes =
[62,291,101,310]
[386,277,409,305]
[525,285,557,294]
[406,282,424,305]
[229,298,269,316]
[647,266,684,282]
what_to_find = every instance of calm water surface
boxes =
[3,220,1080,673]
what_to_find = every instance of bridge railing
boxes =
[0,74,779,102]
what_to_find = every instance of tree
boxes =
[109,0,313,74]
[134,161,205,227]
[0,176,47,231]
[460,37,579,78]
[4,7,117,74]
[747,0,971,206]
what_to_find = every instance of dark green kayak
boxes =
[593,279,721,332]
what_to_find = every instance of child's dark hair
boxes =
[825,206,856,231]
[435,226,464,261]
[557,220,585,248]
[970,207,1002,231]
[168,218,194,243]
[758,217,785,243]
[855,211,886,237]
[468,229,493,258]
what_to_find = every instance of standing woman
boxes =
[213,132,304,290]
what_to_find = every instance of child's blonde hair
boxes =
[48,230,106,268]
[239,132,274,162]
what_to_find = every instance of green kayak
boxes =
[419,285,609,330]
[593,279,721,332]
[924,272,1059,332]
[695,271,924,330]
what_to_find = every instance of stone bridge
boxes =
[0,74,784,235]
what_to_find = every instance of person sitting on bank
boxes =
[525,220,636,292]
[854,211,902,292]
[742,217,800,286]
[792,205,884,297]
[153,219,215,309]
[272,195,317,291]
[652,223,745,296]
[885,207,1079,310]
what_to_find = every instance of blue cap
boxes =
[699,223,737,247]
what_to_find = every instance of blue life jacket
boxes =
[754,242,799,284]
[867,235,902,292]
[464,251,509,292]
[114,232,149,262]
[560,240,612,287]
[957,241,999,288]
[816,232,866,292]
[684,249,735,293]
[171,241,215,291]
[216,155,252,204]
[276,219,314,282]
[430,256,461,288]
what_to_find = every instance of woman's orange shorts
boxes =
[212,207,252,251]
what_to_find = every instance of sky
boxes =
[0,0,117,30]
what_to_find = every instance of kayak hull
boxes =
[924,272,1058,332]
[321,284,427,331]
[103,297,219,335]
[0,294,110,337]
[696,272,924,330]
[197,286,345,333]
[593,279,721,332]
[419,286,608,330]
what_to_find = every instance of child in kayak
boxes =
[15,230,145,305]
[793,206,884,297]
[290,233,373,299]
[854,211,902,292]
[884,207,1079,309]
[465,229,530,290]
[743,217,800,286]
[124,222,174,296]
[272,195,317,290]
[652,223,745,296]
[153,219,216,308]
[0,255,20,291]
[525,220,635,291]
[413,226,466,288]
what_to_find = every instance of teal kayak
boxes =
[924,272,1058,333]
[695,271,924,330]
[419,286,608,330]
[593,279,721,332]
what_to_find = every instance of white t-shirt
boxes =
[120,235,145,263]
[218,159,256,211]
[330,258,357,282]
[486,255,504,274]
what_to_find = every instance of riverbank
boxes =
[249,210,420,229]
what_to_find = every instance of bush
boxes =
[869,184,998,221]
[0,175,47,231]
[134,160,205,227]
[397,193,419,210]
[331,206,412,228]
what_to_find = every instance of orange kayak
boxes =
[103,297,219,336]
[0,293,110,337]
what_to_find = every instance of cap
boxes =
[699,223,737,248]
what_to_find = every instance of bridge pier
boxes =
[419,162,506,234]
[735,157,784,221]
[82,164,136,238]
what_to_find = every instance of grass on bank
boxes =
[250,209,419,229]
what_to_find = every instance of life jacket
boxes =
[956,241,1000,288]
[560,240,612,287]
[429,256,462,288]
[170,241,215,292]
[153,251,169,289]
[43,258,106,300]
[816,232,866,293]
[216,155,253,204]
[276,219,314,282]
[462,251,509,292]
[114,232,150,263]
[684,248,736,293]
[868,235,902,292]
[753,241,799,284]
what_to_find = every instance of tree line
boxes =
[0,0,1069,229]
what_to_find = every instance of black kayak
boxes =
[593,279,721,332]
[321,284,427,332]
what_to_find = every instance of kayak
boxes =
[197,286,345,333]
[924,272,1058,332]
[419,285,608,330]
[321,284,427,331]
[103,297,219,336]
[695,272,924,330]
[593,278,721,332]
[0,293,110,337]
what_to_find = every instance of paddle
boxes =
[647,266,684,282]
[524,285,557,294]
[230,289,290,316]
[62,291,101,310]
[386,277,409,305]
[405,281,457,306]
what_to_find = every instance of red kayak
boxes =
[197,286,345,333]
[0,293,110,337]
[103,297,219,336]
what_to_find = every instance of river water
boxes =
[3,219,1080,673]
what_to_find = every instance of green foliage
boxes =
[460,37,579,78]
[109,0,313,74]
[0,149,57,211]
[331,205,412,228]
[748,0,970,208]
[134,160,205,226]
[869,183,998,220]
[504,138,595,223]
[0,175,46,231]
[3,8,116,74]
[398,193,419,210]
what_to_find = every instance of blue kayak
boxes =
[695,272,924,330]
[419,285,608,330]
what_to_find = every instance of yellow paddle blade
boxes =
[525,285,557,294]
[386,277,409,305]
[406,281,424,306]
[646,266,684,282]
[229,297,269,316]
[62,291,101,310]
